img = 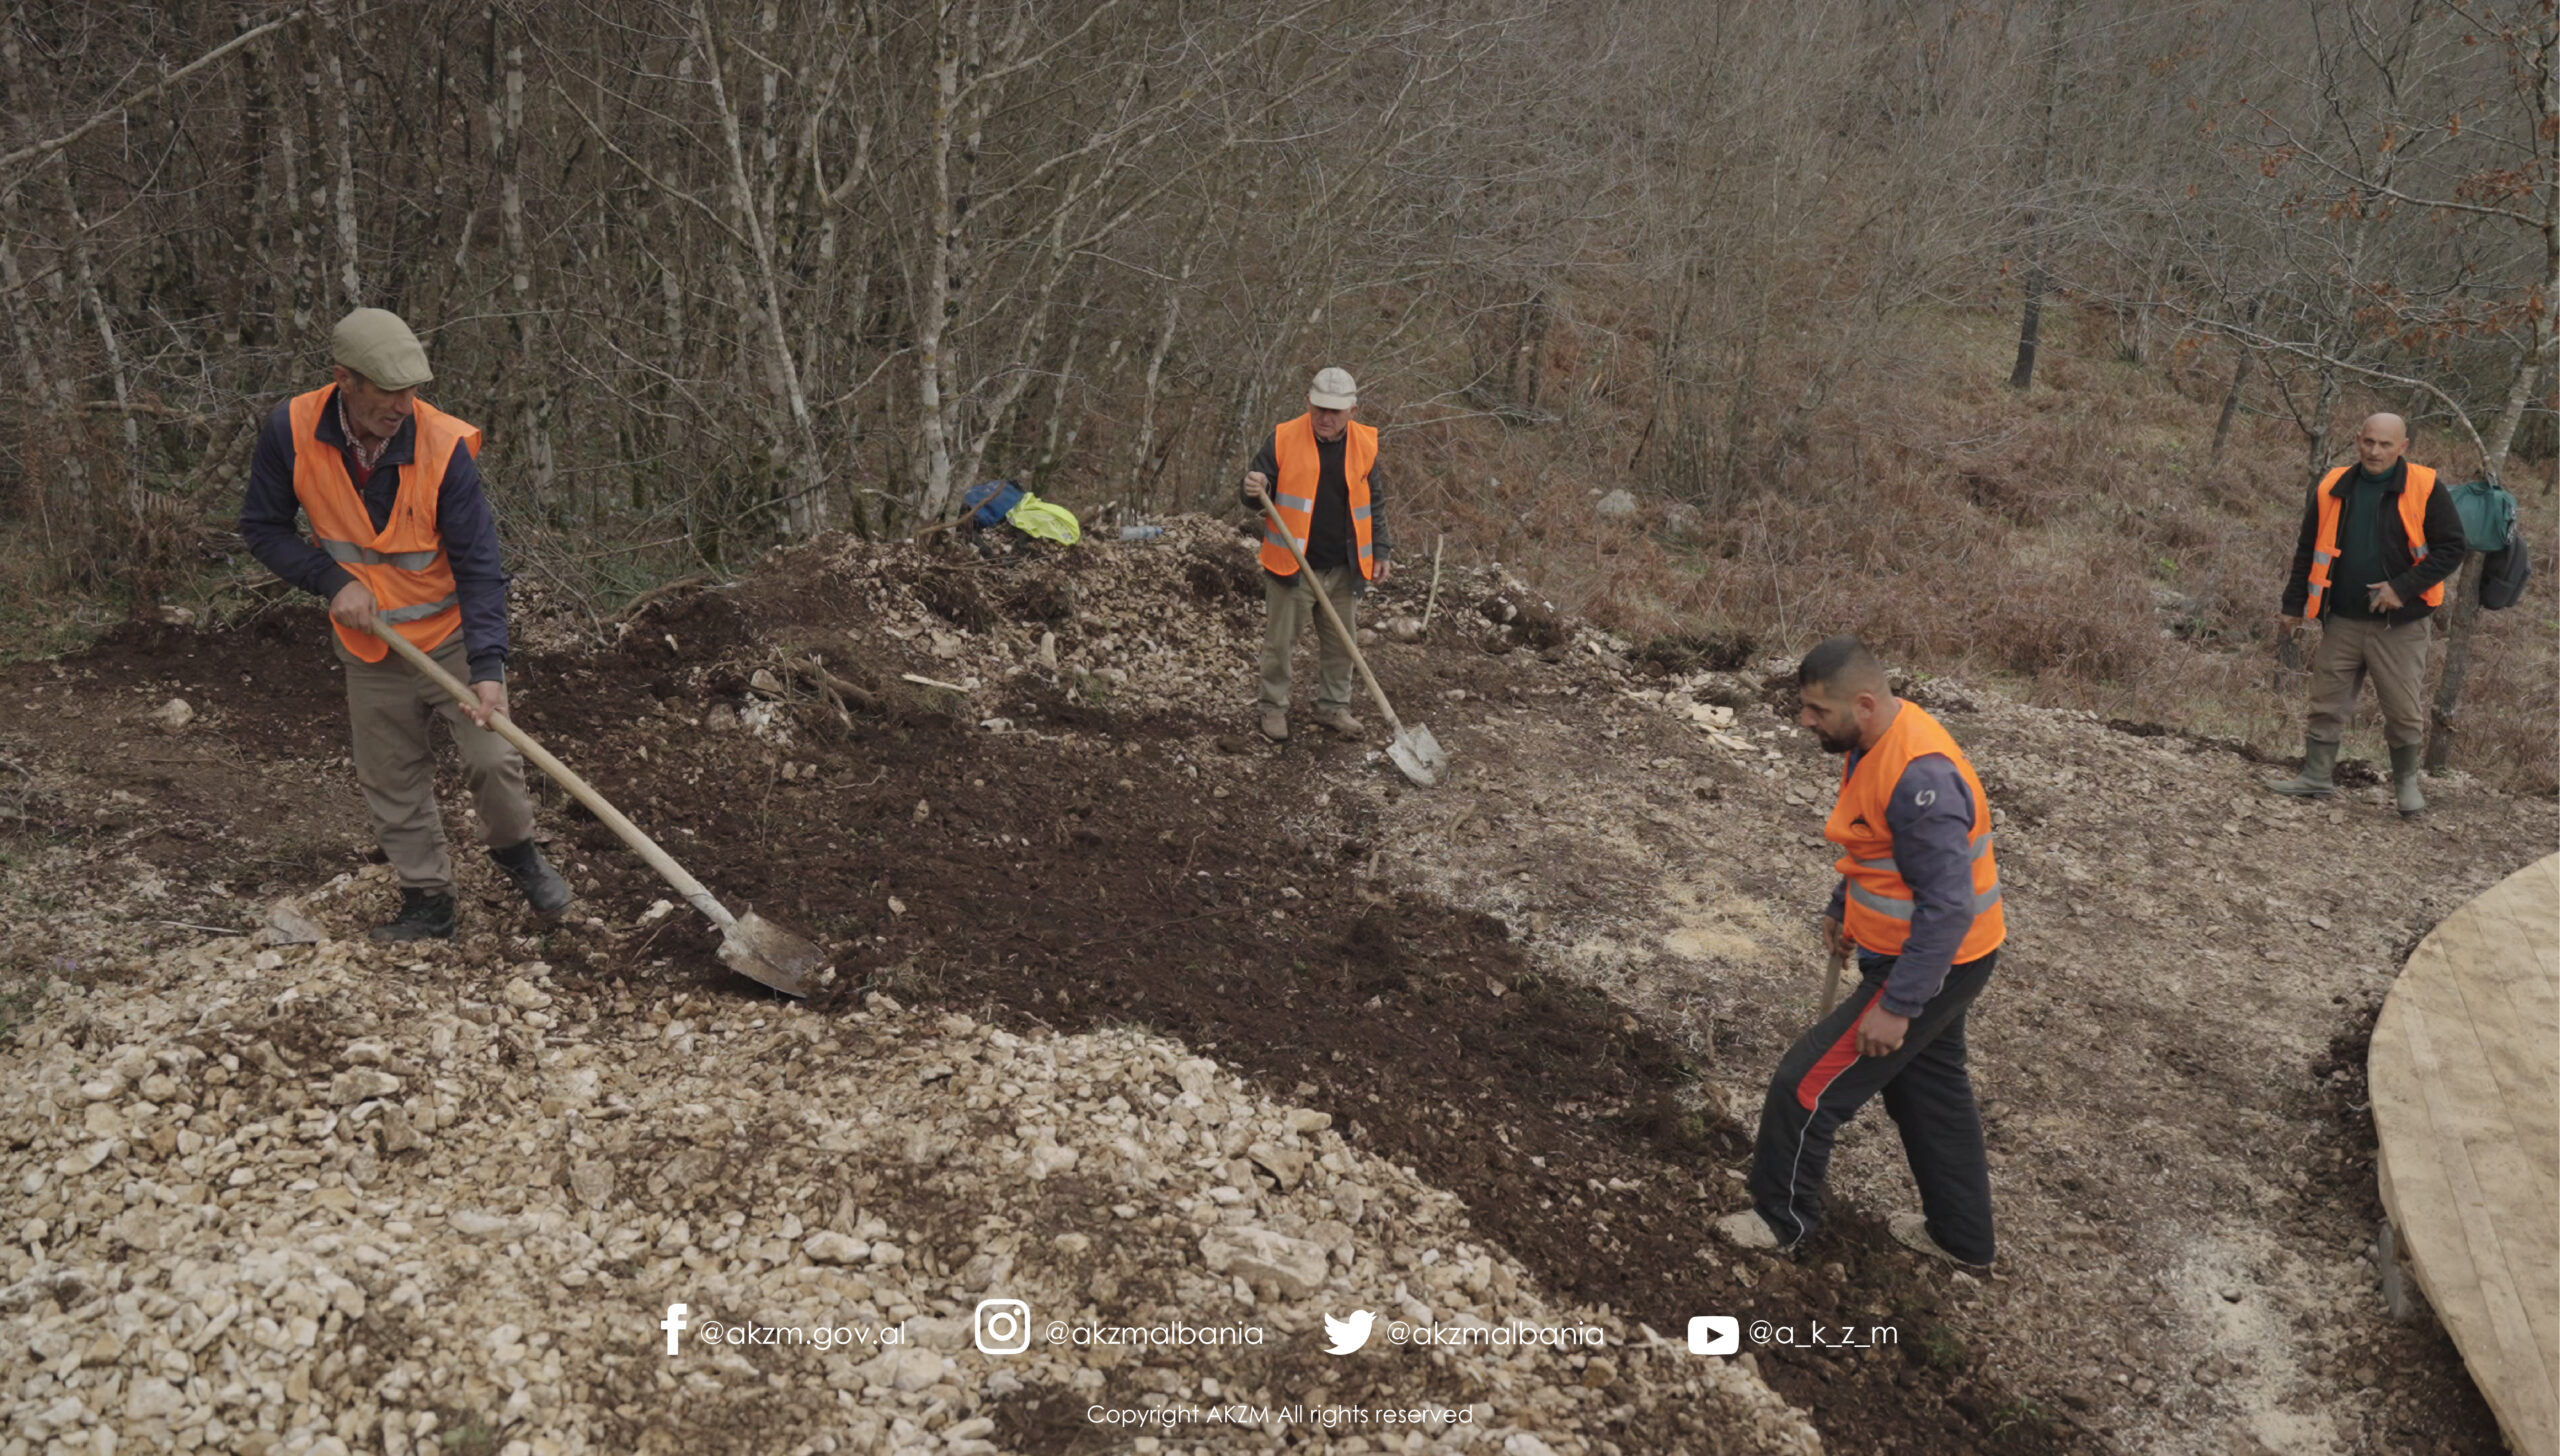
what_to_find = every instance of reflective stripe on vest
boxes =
[316,538,441,571]
[285,386,483,664]
[2304,463,2442,619]
[1258,414,1378,580]
[1823,702,2007,964]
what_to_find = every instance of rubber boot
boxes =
[2390,744,2428,818]
[2269,738,2340,799]
[491,839,573,916]
[369,889,456,943]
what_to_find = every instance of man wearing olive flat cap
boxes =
[239,308,572,942]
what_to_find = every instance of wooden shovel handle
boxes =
[369,628,736,933]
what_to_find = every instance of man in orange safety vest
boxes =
[240,309,571,941]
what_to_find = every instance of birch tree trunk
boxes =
[2425,13,2559,771]
[695,0,826,535]
[491,13,557,511]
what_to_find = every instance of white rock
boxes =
[152,698,194,733]
[804,1231,869,1265]
[450,1210,524,1237]
[1594,489,1638,519]
[328,1069,403,1106]
[261,898,327,945]
[126,1374,185,1420]
[1199,1226,1328,1299]
[502,979,553,1011]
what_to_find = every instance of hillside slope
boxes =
[1,520,2547,1454]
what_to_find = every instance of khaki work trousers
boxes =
[337,635,536,892]
[1259,565,1362,715]
[2304,614,2432,750]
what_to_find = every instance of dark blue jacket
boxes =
[1826,752,1981,1016]
[239,389,511,683]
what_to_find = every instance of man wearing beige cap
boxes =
[240,308,570,941]
[1240,367,1392,742]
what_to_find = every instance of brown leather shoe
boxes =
[1315,705,1363,737]
[1259,708,1288,742]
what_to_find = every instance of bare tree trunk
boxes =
[2008,0,2070,391]
[2209,347,2252,469]
[913,2,965,521]
[696,0,825,536]
[490,13,556,511]
[2426,26,2558,771]
[56,173,141,509]
[324,42,362,308]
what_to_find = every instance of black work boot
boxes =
[490,839,573,917]
[369,889,457,943]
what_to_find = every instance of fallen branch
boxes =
[785,656,880,714]
[899,673,970,693]
[615,574,712,627]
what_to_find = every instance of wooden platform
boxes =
[2370,853,2559,1456]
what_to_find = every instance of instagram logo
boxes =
[974,1298,1031,1355]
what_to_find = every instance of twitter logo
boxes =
[1323,1310,1375,1355]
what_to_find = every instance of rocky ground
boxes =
[0,514,2548,1455]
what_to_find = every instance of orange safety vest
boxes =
[2304,463,2442,619]
[1825,702,2006,964]
[1258,413,1378,580]
[287,386,482,663]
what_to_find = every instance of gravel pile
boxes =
[0,913,1817,1455]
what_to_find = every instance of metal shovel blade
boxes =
[715,909,830,998]
[1387,723,1448,787]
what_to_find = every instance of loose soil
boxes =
[4,525,2548,1454]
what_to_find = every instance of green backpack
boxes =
[2445,478,2515,552]
[2445,478,2529,610]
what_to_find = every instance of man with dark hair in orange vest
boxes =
[1716,636,2005,1268]
[2269,412,2468,816]
[240,308,570,942]
[1239,367,1391,743]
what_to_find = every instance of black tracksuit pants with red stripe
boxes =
[1745,951,1998,1264]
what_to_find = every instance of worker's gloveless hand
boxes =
[1372,558,1392,584]
[1855,1004,1909,1058]
[2369,582,2404,613]
[1242,471,1272,510]
[330,579,379,636]
[1821,915,1853,961]
[465,679,508,729]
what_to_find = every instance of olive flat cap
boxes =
[331,308,434,390]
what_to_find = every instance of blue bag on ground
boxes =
[961,480,1026,530]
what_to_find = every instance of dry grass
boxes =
[1399,306,2558,796]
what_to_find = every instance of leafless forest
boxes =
[1,1,2553,771]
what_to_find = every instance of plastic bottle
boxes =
[1118,524,1165,541]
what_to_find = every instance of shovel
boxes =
[1251,487,1449,787]
[1820,946,1852,1015]
[369,625,829,997]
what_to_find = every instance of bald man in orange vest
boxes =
[2269,413,2468,816]
[1240,367,1392,742]
[1717,637,2005,1268]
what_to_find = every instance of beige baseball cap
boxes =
[331,308,434,390]
[1308,367,1358,410]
